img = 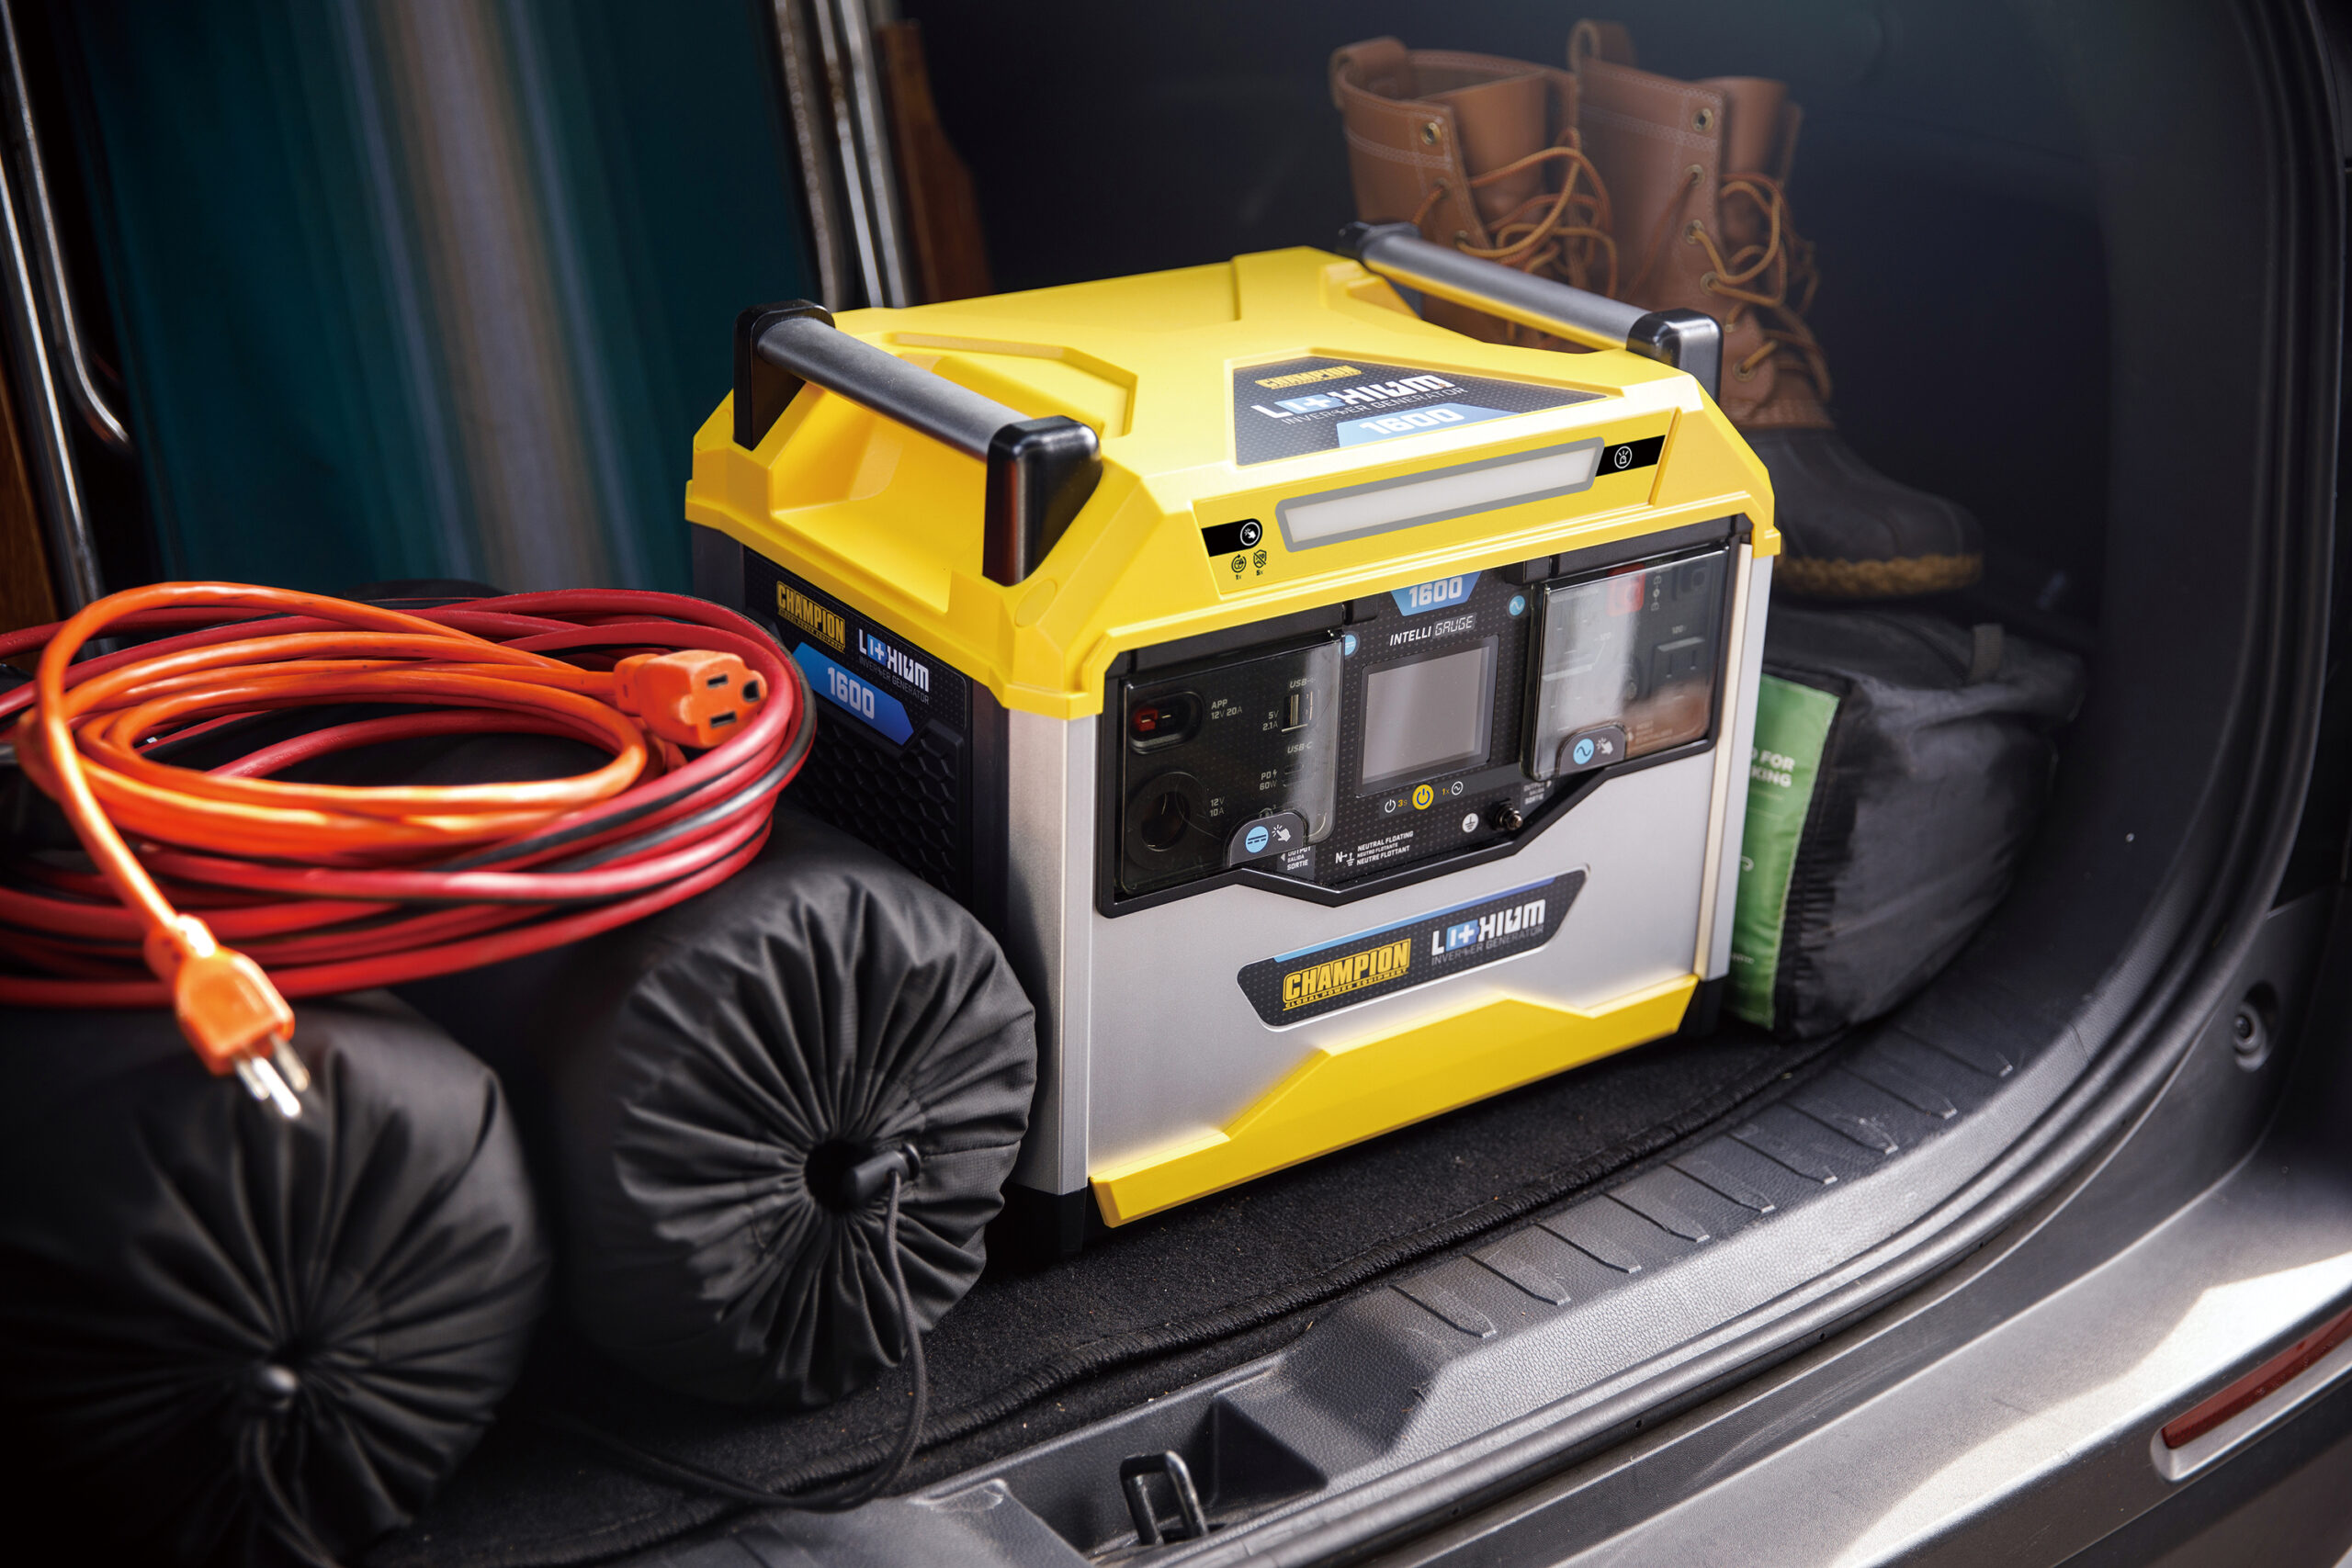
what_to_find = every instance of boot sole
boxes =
[1776,553,1984,600]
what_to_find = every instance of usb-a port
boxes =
[1283,691,1310,731]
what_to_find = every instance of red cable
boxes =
[0,583,813,1111]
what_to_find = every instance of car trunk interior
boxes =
[367,2,2340,1563]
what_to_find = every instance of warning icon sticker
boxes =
[1233,355,1599,467]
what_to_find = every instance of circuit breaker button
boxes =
[1559,724,1627,774]
[1227,811,1310,866]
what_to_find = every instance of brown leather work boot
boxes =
[1569,20,1981,598]
[1329,38,1614,347]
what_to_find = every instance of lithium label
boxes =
[1232,356,1600,466]
[1235,872,1585,1026]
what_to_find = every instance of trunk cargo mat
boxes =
[375,1026,1832,1567]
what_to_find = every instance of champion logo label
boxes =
[775,582,844,651]
[1250,373,1458,419]
[1235,872,1584,1026]
[1280,938,1411,1011]
[1254,364,1363,389]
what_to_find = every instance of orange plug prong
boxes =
[145,914,307,1118]
[614,649,766,749]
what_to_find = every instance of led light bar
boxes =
[1276,440,1605,549]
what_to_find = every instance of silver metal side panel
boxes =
[1079,750,1714,1181]
[1005,712,1097,1195]
[1702,551,1772,980]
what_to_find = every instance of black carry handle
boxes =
[732,301,1102,586]
[1337,222,1723,398]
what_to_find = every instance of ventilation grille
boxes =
[788,714,967,899]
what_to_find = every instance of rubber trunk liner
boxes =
[373,1024,1835,1567]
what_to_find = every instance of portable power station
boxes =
[687,224,1776,1249]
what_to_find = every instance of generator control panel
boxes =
[1116,640,1342,897]
[1105,534,1736,910]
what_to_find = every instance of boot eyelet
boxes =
[1421,119,1443,146]
[1453,231,1471,245]
[1699,271,1718,291]
[1686,163,1705,186]
[1683,220,1703,244]
[1693,107,1716,131]
[1734,364,1757,381]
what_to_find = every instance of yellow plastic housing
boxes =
[1090,976,1699,1224]
[685,247,1774,720]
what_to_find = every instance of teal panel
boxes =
[500,0,821,592]
[55,0,812,593]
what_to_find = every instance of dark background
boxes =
[901,0,2111,637]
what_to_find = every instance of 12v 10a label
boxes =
[1235,871,1585,1026]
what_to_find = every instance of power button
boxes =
[1200,518,1264,556]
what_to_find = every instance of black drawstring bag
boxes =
[1727,606,2086,1039]
[0,993,548,1568]
[406,807,1037,1409]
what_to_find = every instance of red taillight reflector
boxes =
[2161,1301,2352,1450]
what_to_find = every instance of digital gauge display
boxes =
[1357,639,1498,788]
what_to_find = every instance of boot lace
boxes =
[1631,166,1832,399]
[1414,140,1618,346]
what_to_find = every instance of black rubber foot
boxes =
[1678,975,1726,1040]
[990,1183,1105,1265]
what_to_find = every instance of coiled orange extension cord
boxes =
[0,582,813,1116]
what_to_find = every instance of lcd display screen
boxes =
[1359,640,1497,788]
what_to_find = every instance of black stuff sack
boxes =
[1727,607,2086,1040]
[0,993,549,1567]
[408,807,1038,1408]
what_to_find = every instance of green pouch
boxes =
[1727,674,1840,1030]
[1726,608,2085,1040]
